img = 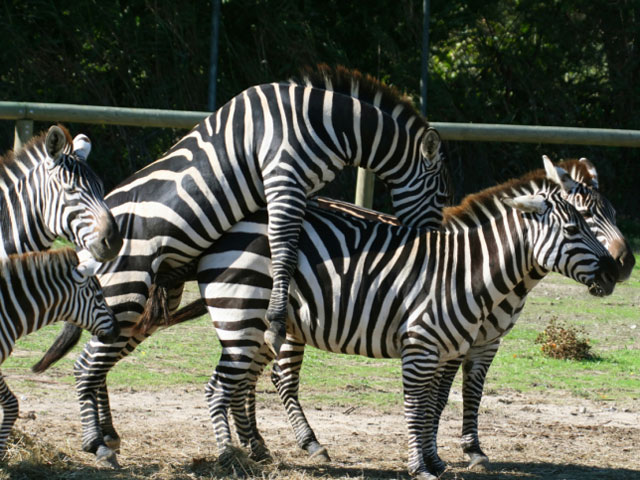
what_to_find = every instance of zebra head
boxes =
[68,255,120,343]
[543,155,635,282]
[389,127,453,229]
[41,126,123,262]
[502,182,617,298]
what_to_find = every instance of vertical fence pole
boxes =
[13,119,34,152]
[208,0,221,112]
[354,167,375,208]
[421,0,430,116]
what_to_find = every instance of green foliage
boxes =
[0,1,638,219]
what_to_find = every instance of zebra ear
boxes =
[420,128,442,167]
[74,257,102,279]
[72,134,92,161]
[579,157,599,190]
[502,194,548,215]
[45,125,69,163]
[542,155,578,193]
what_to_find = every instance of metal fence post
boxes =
[354,167,375,208]
[13,119,34,152]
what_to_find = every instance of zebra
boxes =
[257,156,635,473]
[0,248,119,458]
[161,160,618,479]
[0,125,122,262]
[427,155,635,473]
[30,66,452,466]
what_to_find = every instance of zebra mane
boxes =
[557,158,598,189]
[0,248,77,277]
[293,64,427,128]
[443,171,559,226]
[0,125,73,171]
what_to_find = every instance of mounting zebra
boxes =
[31,66,452,467]
[161,159,618,479]
[0,249,119,458]
[0,125,122,261]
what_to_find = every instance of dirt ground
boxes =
[9,379,640,480]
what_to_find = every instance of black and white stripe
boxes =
[0,249,118,457]
[33,67,452,464]
[169,162,617,479]
[0,125,122,262]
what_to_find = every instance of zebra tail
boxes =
[166,298,208,327]
[31,322,83,373]
[132,284,171,336]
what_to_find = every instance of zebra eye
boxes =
[564,224,580,236]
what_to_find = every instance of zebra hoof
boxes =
[467,452,489,470]
[103,434,121,452]
[425,456,446,476]
[414,472,438,480]
[307,441,331,462]
[249,444,272,463]
[218,445,260,475]
[95,445,120,469]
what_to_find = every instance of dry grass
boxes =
[535,317,593,360]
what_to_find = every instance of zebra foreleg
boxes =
[271,340,330,461]
[460,343,500,470]
[263,186,307,356]
[402,347,440,480]
[74,332,145,468]
[0,375,19,459]
[97,382,120,451]
[422,360,462,475]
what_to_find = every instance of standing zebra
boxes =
[162,161,617,479]
[32,66,452,466]
[252,156,634,473]
[427,155,635,473]
[0,249,119,458]
[0,125,122,262]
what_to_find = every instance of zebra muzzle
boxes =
[587,256,617,297]
[95,322,121,344]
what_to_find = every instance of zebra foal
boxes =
[0,249,119,458]
[165,161,617,479]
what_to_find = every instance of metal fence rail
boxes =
[2,101,639,207]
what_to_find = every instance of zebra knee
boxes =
[270,364,282,389]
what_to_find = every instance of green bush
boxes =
[535,317,593,360]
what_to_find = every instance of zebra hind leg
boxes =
[232,382,271,463]
[0,375,19,459]
[271,342,330,462]
[206,369,261,474]
[244,348,277,463]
